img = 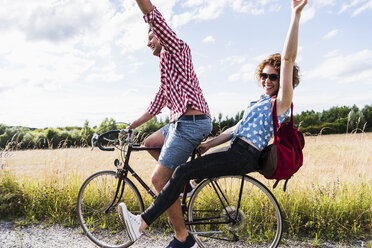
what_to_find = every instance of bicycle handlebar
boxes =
[91,129,134,151]
[98,130,120,151]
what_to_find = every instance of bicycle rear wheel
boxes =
[188,175,282,248]
[77,170,144,248]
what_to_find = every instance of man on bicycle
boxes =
[123,0,212,247]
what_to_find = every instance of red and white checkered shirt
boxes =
[144,7,210,123]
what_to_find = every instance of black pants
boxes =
[141,137,261,225]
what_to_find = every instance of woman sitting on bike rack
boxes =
[119,0,307,245]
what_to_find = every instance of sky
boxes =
[1,0,371,128]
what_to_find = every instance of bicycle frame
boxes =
[117,144,201,212]
[99,144,160,215]
[95,130,251,235]
[122,144,161,199]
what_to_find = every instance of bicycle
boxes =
[77,128,283,248]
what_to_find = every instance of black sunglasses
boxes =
[260,73,279,81]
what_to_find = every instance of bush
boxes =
[1,104,371,150]
[301,122,347,135]
[0,174,27,220]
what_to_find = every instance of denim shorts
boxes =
[159,115,212,170]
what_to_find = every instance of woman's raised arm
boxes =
[276,0,307,115]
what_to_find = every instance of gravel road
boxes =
[0,222,369,248]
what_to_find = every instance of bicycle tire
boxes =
[187,175,283,248]
[77,170,144,248]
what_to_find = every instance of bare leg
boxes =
[139,216,148,233]
[143,129,164,160]
[151,163,189,242]
[144,128,189,241]
[135,129,164,233]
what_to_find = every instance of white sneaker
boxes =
[118,203,142,242]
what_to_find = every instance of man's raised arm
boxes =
[135,0,153,14]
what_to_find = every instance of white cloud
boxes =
[324,50,341,58]
[171,1,227,28]
[337,0,372,16]
[183,0,204,8]
[304,49,372,84]
[202,36,215,44]
[220,56,246,66]
[338,0,363,14]
[300,0,340,23]
[206,91,258,119]
[230,0,280,15]
[269,4,282,13]
[228,63,256,82]
[314,0,336,8]
[1,0,371,129]
[323,29,339,39]
[196,65,213,76]
[191,0,227,21]
[352,0,372,16]
[0,0,149,91]
[86,61,124,83]
[171,0,283,28]
[0,0,117,43]
[171,12,195,28]
[0,32,95,89]
[0,82,153,128]
[301,5,316,23]
[128,62,145,73]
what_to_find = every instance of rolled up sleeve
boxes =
[143,7,182,54]
[147,85,167,116]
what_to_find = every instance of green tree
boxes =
[80,120,94,147]
[361,105,372,132]
[98,118,117,133]
[347,110,366,133]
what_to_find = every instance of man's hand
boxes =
[197,142,211,155]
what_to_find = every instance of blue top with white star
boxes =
[232,95,290,151]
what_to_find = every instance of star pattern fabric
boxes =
[233,95,290,150]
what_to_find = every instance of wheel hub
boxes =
[222,206,246,232]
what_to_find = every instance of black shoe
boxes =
[165,234,198,248]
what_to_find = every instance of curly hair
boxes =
[255,53,300,88]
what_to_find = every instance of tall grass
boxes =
[0,133,371,243]
[272,133,372,241]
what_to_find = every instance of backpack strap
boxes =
[272,178,291,192]
[272,98,294,140]
[272,180,279,189]
[283,178,290,192]
[272,99,279,135]
[271,97,295,192]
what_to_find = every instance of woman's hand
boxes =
[292,0,307,14]
[197,142,211,155]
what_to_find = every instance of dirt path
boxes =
[0,222,368,248]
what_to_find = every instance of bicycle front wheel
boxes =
[188,175,283,248]
[77,170,144,248]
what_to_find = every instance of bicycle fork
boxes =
[102,169,128,214]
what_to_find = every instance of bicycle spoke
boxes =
[188,176,283,248]
[77,170,144,248]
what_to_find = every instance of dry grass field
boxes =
[1,132,371,242]
[4,132,371,188]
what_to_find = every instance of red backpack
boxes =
[258,99,305,191]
